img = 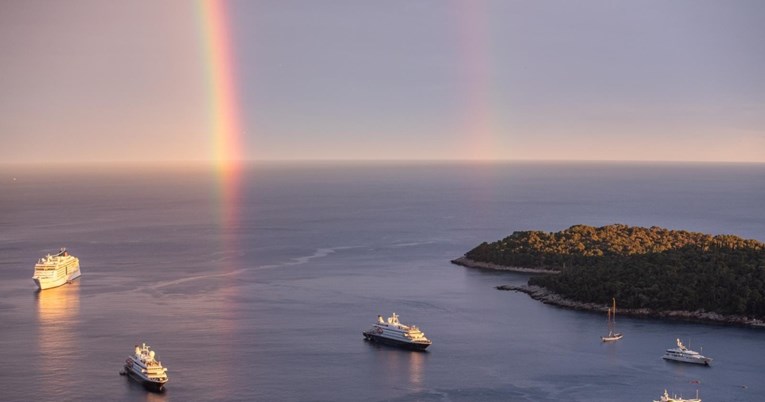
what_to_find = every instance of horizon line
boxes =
[1,158,764,167]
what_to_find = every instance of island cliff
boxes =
[453,224,765,326]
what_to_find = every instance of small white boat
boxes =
[662,338,711,366]
[363,313,431,350]
[653,389,701,402]
[601,298,623,342]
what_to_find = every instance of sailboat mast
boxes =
[606,305,612,332]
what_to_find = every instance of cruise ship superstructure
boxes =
[123,343,169,392]
[32,248,81,290]
[653,389,702,402]
[662,338,711,366]
[363,313,432,350]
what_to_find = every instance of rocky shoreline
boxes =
[498,284,765,328]
[450,257,559,274]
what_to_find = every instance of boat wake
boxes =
[389,240,438,248]
[143,246,357,291]
[265,247,344,268]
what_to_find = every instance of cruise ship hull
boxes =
[125,365,168,392]
[33,269,81,290]
[363,332,430,350]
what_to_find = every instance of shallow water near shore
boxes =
[1,162,764,401]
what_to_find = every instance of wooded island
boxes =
[454,224,765,323]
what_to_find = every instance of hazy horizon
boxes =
[2,1,764,164]
[3,158,765,172]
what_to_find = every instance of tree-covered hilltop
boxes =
[461,224,765,319]
[465,224,764,271]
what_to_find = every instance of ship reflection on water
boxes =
[369,344,427,394]
[35,283,81,396]
[408,349,424,391]
[121,368,170,402]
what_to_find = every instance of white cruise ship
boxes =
[32,248,81,290]
[662,338,711,366]
[123,343,169,392]
[363,313,432,350]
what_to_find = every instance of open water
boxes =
[0,162,764,402]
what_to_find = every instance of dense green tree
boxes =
[463,225,765,319]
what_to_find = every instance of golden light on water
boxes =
[36,283,81,394]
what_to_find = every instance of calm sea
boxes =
[0,162,763,402]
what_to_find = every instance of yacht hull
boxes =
[125,365,168,392]
[363,332,430,350]
[662,356,711,366]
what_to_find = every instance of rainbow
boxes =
[198,0,244,227]
[456,1,497,160]
[195,1,244,389]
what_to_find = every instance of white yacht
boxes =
[363,313,432,350]
[662,338,711,366]
[32,248,81,290]
[123,343,169,392]
[653,389,701,402]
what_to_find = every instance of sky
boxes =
[1,0,764,164]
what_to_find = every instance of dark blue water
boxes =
[0,162,763,401]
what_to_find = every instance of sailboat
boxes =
[601,298,623,342]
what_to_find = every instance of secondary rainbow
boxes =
[456,1,497,160]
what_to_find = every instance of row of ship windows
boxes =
[36,264,77,269]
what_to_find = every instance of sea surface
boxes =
[0,162,764,402]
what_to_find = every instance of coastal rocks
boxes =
[497,284,765,328]
[450,257,559,274]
